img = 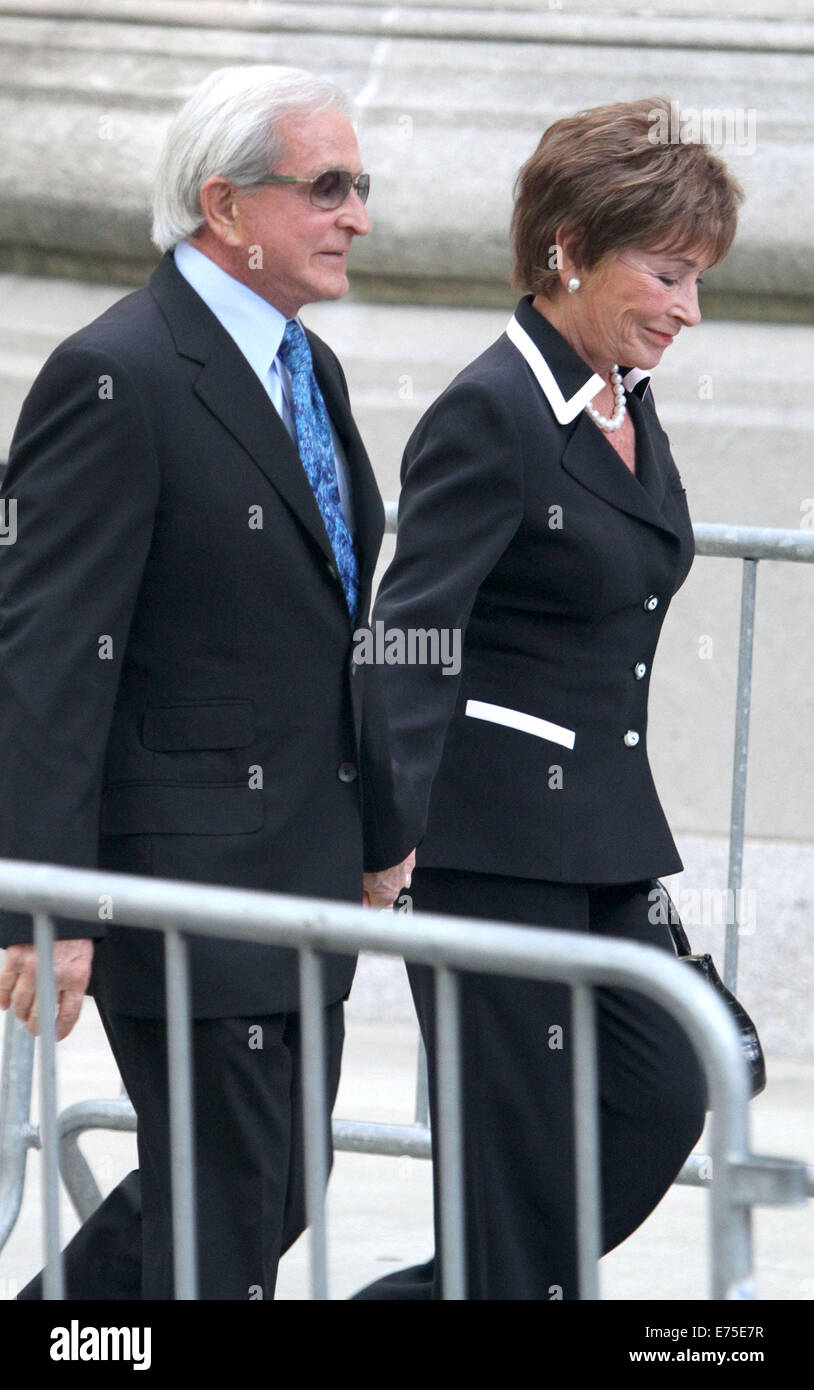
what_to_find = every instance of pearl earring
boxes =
[567,276,581,294]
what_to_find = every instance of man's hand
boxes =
[363,850,416,909]
[0,939,95,1041]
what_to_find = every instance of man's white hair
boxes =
[151,65,355,253]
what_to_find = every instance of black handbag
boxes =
[653,880,766,1099]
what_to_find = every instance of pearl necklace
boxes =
[584,365,627,432]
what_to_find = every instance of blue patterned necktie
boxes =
[277,319,359,623]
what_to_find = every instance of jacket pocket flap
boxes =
[141,701,255,752]
[100,783,264,836]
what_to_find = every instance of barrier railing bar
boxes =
[332,1116,430,1158]
[34,911,63,1300]
[708,1071,755,1301]
[413,1036,430,1127]
[691,523,814,564]
[0,1012,35,1251]
[0,859,722,993]
[299,946,329,1301]
[48,1099,813,1204]
[573,983,601,1301]
[57,1095,135,1224]
[164,928,197,1300]
[725,559,757,992]
[434,965,465,1300]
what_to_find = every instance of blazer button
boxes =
[337,761,358,782]
[623,730,640,747]
[633,662,647,680]
[644,595,659,611]
[326,560,339,581]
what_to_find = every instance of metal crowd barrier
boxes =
[1,518,813,1298]
[0,856,809,1301]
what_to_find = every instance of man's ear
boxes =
[199,177,242,247]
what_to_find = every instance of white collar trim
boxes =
[506,314,651,424]
[621,366,651,394]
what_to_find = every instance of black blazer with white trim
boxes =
[375,295,694,885]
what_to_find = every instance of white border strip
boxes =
[506,315,604,425]
[465,698,576,750]
[506,315,652,418]
[622,366,651,396]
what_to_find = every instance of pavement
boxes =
[1,944,812,1303]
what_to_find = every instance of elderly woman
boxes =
[356,97,744,1300]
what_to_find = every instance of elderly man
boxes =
[0,65,411,1299]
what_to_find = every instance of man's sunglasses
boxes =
[254,169,370,209]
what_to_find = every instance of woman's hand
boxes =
[363,850,416,909]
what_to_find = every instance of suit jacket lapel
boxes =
[560,399,678,538]
[149,254,337,567]
[194,347,339,563]
[626,390,668,511]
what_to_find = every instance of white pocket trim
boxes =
[465,699,576,750]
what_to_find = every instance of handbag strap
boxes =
[653,879,694,958]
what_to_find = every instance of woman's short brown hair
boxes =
[511,96,744,298]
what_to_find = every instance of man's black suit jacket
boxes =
[0,253,406,1017]
[374,295,695,886]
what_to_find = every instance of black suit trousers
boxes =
[355,868,706,1301]
[19,999,344,1301]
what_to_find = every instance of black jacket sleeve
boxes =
[0,344,160,944]
[371,375,525,852]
